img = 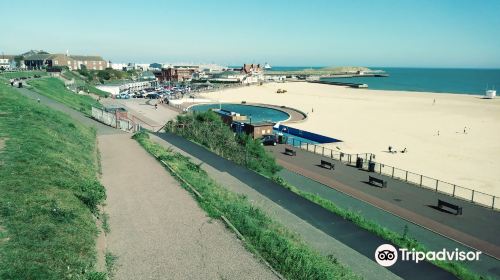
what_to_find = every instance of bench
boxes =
[284,148,296,156]
[369,176,387,188]
[320,160,335,170]
[438,199,463,215]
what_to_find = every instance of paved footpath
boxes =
[15,87,278,280]
[99,134,278,280]
[151,132,460,280]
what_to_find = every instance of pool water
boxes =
[190,103,290,123]
[275,130,320,145]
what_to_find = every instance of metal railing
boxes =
[287,138,499,210]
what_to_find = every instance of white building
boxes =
[109,62,128,71]
[0,58,11,70]
[96,80,155,96]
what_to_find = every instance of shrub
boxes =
[166,111,281,177]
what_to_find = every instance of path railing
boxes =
[288,138,375,165]
[287,138,499,210]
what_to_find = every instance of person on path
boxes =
[37,98,40,103]
[155,104,158,110]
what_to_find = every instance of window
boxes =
[85,61,87,64]
[67,61,71,65]
[54,60,58,65]
[99,61,102,65]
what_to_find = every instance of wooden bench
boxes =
[438,199,463,215]
[320,160,334,170]
[284,148,296,156]
[369,176,387,188]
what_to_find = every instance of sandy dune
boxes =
[200,82,500,197]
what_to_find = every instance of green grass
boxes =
[0,83,106,279]
[82,84,110,98]
[133,131,360,280]
[0,70,47,80]
[61,71,110,98]
[27,77,102,115]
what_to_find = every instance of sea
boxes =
[267,67,500,96]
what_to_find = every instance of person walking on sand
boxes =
[433,99,436,105]
[464,126,467,134]
[155,104,158,110]
[437,130,440,136]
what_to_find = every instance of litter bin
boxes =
[356,157,363,168]
[278,135,288,144]
[368,161,376,172]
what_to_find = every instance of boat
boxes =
[264,63,272,70]
[485,86,496,99]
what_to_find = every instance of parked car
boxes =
[146,93,161,99]
[117,93,130,99]
[260,134,278,146]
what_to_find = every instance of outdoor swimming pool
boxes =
[190,103,290,123]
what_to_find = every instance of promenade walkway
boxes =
[278,170,500,279]
[266,144,500,259]
[151,132,457,280]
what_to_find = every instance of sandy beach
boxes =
[199,82,500,197]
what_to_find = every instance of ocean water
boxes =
[190,103,290,123]
[321,68,500,95]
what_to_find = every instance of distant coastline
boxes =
[261,67,500,95]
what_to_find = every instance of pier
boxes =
[309,80,368,88]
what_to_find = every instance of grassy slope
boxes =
[28,77,102,115]
[0,84,106,279]
[0,71,48,80]
[133,132,360,280]
[61,71,110,98]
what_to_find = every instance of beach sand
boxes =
[200,82,500,197]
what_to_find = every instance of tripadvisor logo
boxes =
[374,244,481,267]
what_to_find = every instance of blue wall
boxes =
[274,125,341,143]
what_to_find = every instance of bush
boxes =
[166,111,281,177]
[76,179,107,214]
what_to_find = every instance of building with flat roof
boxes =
[96,80,156,96]
[24,53,107,70]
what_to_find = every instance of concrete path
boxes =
[150,133,406,280]
[99,133,278,280]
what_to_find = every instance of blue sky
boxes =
[1,0,500,68]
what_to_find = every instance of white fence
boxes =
[91,107,138,132]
